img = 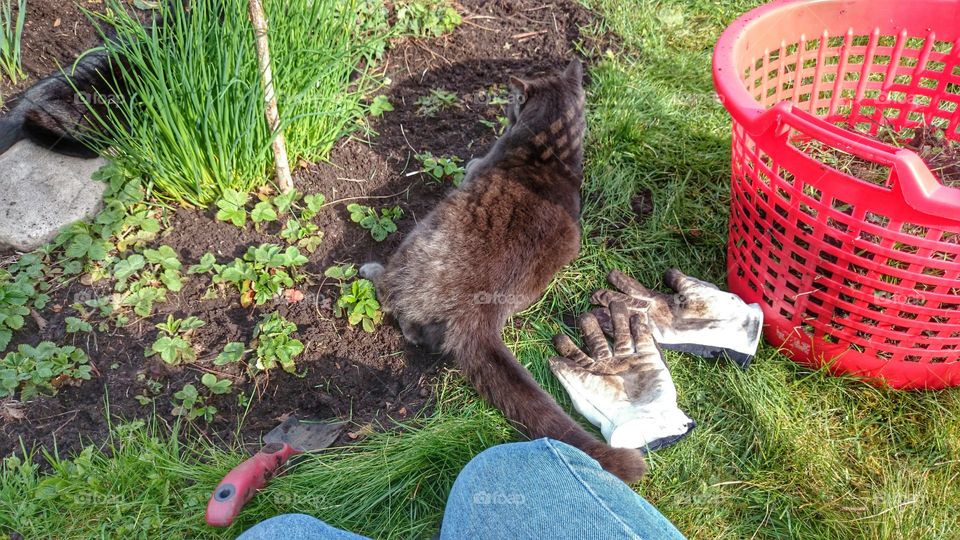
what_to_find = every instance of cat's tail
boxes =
[447,328,647,484]
[0,106,26,155]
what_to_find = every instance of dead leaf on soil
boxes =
[0,399,26,423]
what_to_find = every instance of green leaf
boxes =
[114,254,146,282]
[369,95,394,116]
[303,194,325,213]
[144,245,181,271]
[215,189,248,227]
[273,189,299,215]
[65,317,92,333]
[214,342,245,365]
[298,234,324,253]
[188,253,218,274]
[65,233,93,259]
[160,269,184,292]
[251,201,278,223]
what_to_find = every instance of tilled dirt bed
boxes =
[1,0,606,457]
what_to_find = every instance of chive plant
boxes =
[87,0,387,206]
[0,0,26,84]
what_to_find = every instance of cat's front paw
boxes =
[359,262,385,282]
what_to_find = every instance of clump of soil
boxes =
[1,0,610,458]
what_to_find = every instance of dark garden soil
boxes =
[1,0,610,458]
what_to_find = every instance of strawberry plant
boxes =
[214,342,246,365]
[326,266,383,333]
[213,244,308,307]
[65,317,93,333]
[201,373,232,395]
[0,342,92,399]
[111,245,185,317]
[278,192,325,253]
[348,204,403,242]
[171,383,217,422]
[215,189,249,227]
[416,151,465,186]
[145,315,204,365]
[252,312,304,373]
[323,264,358,281]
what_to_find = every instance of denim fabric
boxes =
[238,438,686,540]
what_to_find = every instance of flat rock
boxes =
[0,140,107,251]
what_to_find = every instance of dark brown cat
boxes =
[361,60,646,483]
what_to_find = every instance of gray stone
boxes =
[0,140,108,251]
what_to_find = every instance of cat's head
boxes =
[505,59,585,134]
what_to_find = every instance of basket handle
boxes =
[752,102,960,221]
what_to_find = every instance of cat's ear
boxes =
[564,59,583,83]
[509,76,530,94]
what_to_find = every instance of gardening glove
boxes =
[591,269,763,369]
[550,301,695,452]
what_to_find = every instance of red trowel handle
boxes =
[205,442,301,527]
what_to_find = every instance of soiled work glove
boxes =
[591,269,763,368]
[550,301,695,451]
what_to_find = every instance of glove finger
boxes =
[552,334,594,369]
[609,301,634,356]
[608,270,659,301]
[664,268,718,293]
[578,312,613,364]
[591,289,649,312]
[590,307,614,336]
[630,314,663,361]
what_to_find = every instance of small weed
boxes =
[0,342,92,400]
[415,88,458,117]
[478,115,509,136]
[348,204,403,242]
[394,0,461,38]
[369,95,394,117]
[213,244,308,307]
[252,312,304,373]
[145,315,204,365]
[415,151,465,186]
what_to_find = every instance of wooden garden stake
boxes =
[247,0,293,193]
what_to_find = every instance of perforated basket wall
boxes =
[713,0,960,389]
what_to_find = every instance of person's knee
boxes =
[237,514,346,540]
[460,439,552,480]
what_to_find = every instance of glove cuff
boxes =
[656,302,764,368]
[604,406,696,451]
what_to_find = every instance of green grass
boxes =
[1,376,510,538]
[4,1,960,538]
[87,0,388,206]
[0,0,26,84]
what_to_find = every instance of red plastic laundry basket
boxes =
[713,0,960,389]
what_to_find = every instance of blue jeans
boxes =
[238,438,686,539]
